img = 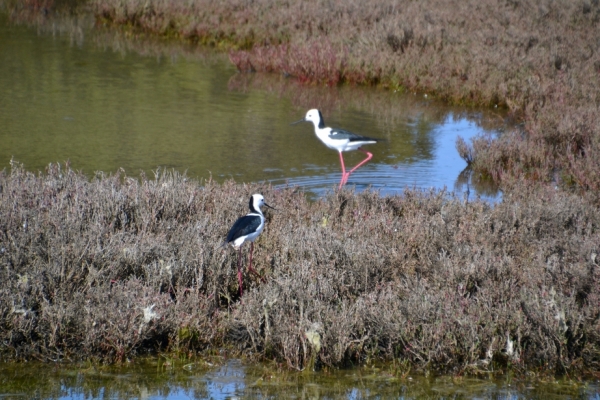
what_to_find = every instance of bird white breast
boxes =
[230,220,265,249]
[316,128,349,151]
[343,140,373,151]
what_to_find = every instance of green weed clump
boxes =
[1,162,598,375]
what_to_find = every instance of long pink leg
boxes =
[247,242,266,283]
[348,148,373,174]
[338,148,373,188]
[338,152,349,189]
[237,247,244,297]
[248,242,255,274]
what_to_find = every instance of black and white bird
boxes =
[292,109,382,188]
[225,193,274,296]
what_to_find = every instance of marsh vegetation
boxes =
[0,0,599,377]
[1,162,598,375]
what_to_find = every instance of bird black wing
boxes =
[226,214,261,243]
[329,128,380,142]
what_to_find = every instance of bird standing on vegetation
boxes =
[225,194,274,297]
[291,109,382,189]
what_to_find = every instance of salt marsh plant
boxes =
[1,162,598,375]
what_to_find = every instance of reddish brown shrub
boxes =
[1,162,598,375]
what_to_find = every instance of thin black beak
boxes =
[290,118,306,126]
[264,202,276,210]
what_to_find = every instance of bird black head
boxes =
[291,109,325,129]
[249,194,275,214]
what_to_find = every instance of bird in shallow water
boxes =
[224,193,274,297]
[291,109,382,189]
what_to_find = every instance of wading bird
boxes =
[225,193,274,297]
[291,109,382,189]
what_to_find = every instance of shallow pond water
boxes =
[0,11,508,201]
[0,358,598,399]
